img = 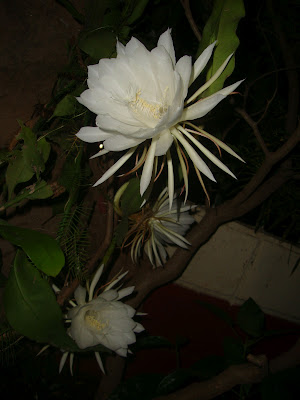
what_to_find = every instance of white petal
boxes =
[125,36,149,57]
[134,322,145,333]
[190,41,217,84]
[172,128,216,182]
[59,352,69,373]
[94,352,105,374]
[90,149,110,159]
[116,40,125,56]
[117,286,135,300]
[76,126,111,143]
[104,271,129,292]
[116,347,128,357]
[69,353,74,376]
[36,344,50,356]
[104,135,143,151]
[89,264,104,301]
[99,289,119,301]
[140,138,157,196]
[74,285,87,306]
[187,53,234,104]
[174,137,189,203]
[154,223,190,248]
[96,114,144,136]
[145,239,154,265]
[216,79,244,96]
[157,28,176,66]
[155,129,173,156]
[175,55,192,99]
[178,126,237,179]
[167,150,174,210]
[181,80,244,122]
[93,146,137,187]
[197,129,245,162]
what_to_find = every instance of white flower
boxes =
[76,29,244,206]
[124,188,196,267]
[67,265,144,356]
[54,265,144,374]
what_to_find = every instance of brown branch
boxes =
[153,354,268,400]
[180,0,202,42]
[153,337,300,400]
[94,355,126,400]
[235,108,270,156]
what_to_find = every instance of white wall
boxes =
[176,210,300,323]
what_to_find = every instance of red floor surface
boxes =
[126,284,300,377]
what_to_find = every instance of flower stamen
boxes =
[129,90,167,121]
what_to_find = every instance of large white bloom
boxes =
[77,29,244,205]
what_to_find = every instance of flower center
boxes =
[129,90,167,122]
[85,310,107,331]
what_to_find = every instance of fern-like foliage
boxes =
[0,322,22,366]
[57,204,92,279]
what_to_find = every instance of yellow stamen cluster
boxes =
[85,312,107,331]
[130,90,166,121]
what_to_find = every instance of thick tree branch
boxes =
[154,355,268,400]
[153,338,300,400]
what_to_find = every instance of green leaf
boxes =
[120,178,143,216]
[0,220,65,277]
[6,150,35,199]
[3,251,65,343]
[102,4,122,26]
[0,149,10,166]
[17,122,46,176]
[24,180,53,200]
[0,181,53,211]
[52,94,77,117]
[84,0,110,31]
[0,271,7,288]
[78,29,117,60]
[114,216,129,246]
[2,251,100,352]
[157,368,193,395]
[195,299,234,327]
[37,137,51,163]
[196,0,245,97]
[126,0,150,25]
[237,298,265,337]
[223,336,245,366]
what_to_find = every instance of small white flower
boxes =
[67,265,144,356]
[125,188,195,267]
[76,29,244,206]
[55,265,144,374]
